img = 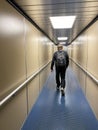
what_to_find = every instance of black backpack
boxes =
[56,51,66,66]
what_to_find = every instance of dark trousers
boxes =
[55,66,66,88]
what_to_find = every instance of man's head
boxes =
[57,44,63,51]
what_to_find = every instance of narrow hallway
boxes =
[22,68,98,130]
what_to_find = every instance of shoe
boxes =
[56,84,60,90]
[61,88,65,96]
[56,86,59,90]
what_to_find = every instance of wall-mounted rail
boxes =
[0,61,51,107]
[70,58,98,85]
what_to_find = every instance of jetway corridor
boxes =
[22,68,98,130]
[0,0,98,130]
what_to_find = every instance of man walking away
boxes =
[51,45,69,96]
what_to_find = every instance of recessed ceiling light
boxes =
[59,42,66,44]
[49,16,76,29]
[58,37,68,40]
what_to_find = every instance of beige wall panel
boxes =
[50,42,54,60]
[39,64,50,91]
[38,33,50,68]
[70,44,74,59]
[42,38,49,61]
[27,75,40,113]
[72,34,88,93]
[70,21,98,119]
[86,77,98,119]
[0,87,27,130]
[54,45,57,52]
[0,1,26,100]
[77,34,88,69]
[46,41,53,61]
[71,44,79,62]
[78,70,86,94]
[0,1,54,130]
[38,34,45,68]
[25,20,39,77]
[87,21,98,79]
[70,33,88,69]
[68,46,72,58]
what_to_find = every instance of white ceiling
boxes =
[12,0,98,45]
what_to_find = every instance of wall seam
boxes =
[38,34,41,94]
[85,32,89,96]
[23,18,29,115]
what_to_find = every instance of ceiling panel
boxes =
[12,0,98,45]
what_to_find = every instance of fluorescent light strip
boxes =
[58,37,68,40]
[59,42,66,44]
[50,16,76,29]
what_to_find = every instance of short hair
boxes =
[57,44,63,49]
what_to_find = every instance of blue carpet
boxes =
[22,68,98,130]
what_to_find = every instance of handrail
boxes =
[70,58,98,85]
[0,61,51,107]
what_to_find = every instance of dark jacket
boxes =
[51,50,69,70]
